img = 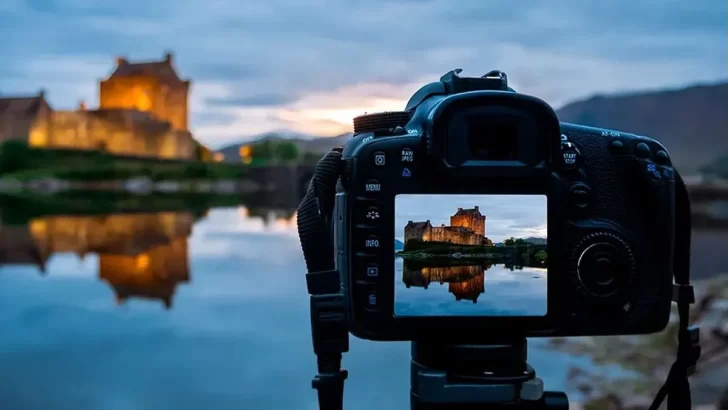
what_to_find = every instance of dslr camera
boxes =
[334,69,676,341]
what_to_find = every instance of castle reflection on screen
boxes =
[402,261,524,303]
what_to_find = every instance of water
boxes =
[394,258,548,317]
[0,205,656,409]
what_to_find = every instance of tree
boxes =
[534,250,547,263]
[251,140,275,162]
[504,238,515,246]
[275,141,299,162]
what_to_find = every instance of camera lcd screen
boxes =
[394,194,547,317]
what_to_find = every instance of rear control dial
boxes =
[573,232,635,298]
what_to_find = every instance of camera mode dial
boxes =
[353,111,411,135]
[572,232,635,298]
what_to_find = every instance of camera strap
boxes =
[649,172,700,410]
[297,148,349,410]
[297,149,701,410]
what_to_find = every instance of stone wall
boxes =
[47,110,194,159]
[404,222,432,244]
[27,100,53,147]
[100,76,189,131]
[430,226,482,245]
[450,209,486,236]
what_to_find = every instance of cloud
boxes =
[206,93,293,108]
[0,0,725,148]
[395,194,547,243]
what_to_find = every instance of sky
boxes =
[395,194,547,243]
[0,0,726,149]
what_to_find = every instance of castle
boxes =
[404,206,492,247]
[0,52,196,159]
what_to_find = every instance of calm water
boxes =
[394,259,547,317]
[0,205,668,409]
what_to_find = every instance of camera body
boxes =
[334,70,675,341]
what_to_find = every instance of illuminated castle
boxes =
[404,206,492,248]
[0,52,196,159]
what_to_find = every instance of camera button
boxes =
[400,148,414,163]
[374,151,386,166]
[635,142,650,158]
[609,140,624,153]
[363,206,381,223]
[364,179,381,193]
[655,150,669,164]
[366,265,379,277]
[561,142,580,170]
[364,235,381,250]
[570,184,591,209]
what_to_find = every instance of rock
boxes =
[214,180,237,194]
[196,181,214,193]
[0,179,23,192]
[124,177,154,194]
[25,177,70,194]
[156,181,181,193]
[238,179,260,194]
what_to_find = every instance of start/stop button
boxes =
[561,141,581,170]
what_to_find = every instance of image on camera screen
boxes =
[394,194,547,317]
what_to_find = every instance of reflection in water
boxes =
[0,212,194,308]
[403,264,490,303]
[396,258,547,316]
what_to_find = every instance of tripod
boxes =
[410,339,569,410]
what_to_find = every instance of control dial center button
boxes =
[570,183,591,209]
[573,232,635,298]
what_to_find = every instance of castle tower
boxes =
[450,206,486,236]
[99,52,191,131]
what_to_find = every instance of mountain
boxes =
[525,237,547,245]
[394,239,404,251]
[556,81,728,174]
[216,81,728,173]
[217,132,351,162]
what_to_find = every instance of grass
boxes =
[0,141,250,182]
[0,191,245,225]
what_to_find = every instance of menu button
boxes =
[365,179,381,193]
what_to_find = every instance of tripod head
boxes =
[410,339,568,409]
[297,148,700,410]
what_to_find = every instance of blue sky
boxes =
[0,0,725,148]
[395,194,547,243]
